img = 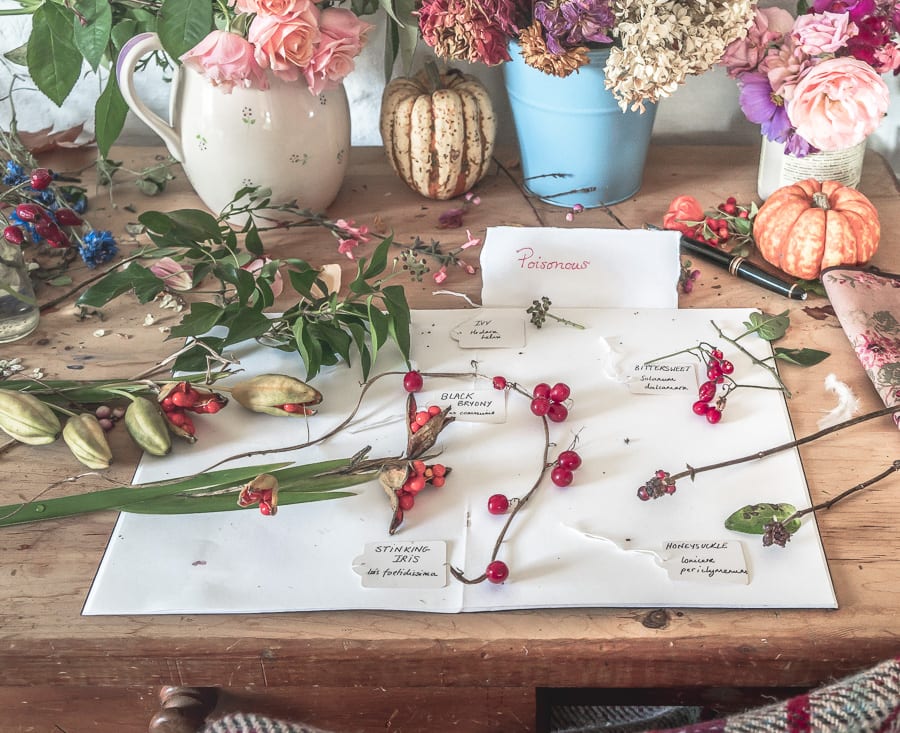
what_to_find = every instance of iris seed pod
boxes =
[124,397,172,456]
[0,390,61,445]
[62,413,113,469]
[230,374,323,417]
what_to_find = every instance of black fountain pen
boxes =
[646,224,807,301]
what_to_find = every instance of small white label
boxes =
[451,315,525,349]
[419,388,506,423]
[656,540,749,584]
[353,541,448,588]
[625,361,696,394]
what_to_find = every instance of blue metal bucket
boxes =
[503,44,657,208]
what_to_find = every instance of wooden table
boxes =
[2,145,899,732]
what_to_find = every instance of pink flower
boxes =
[761,34,809,101]
[792,11,857,56]
[180,30,269,93]
[149,256,194,291]
[233,0,311,15]
[242,256,284,297]
[662,194,704,233]
[788,56,889,150]
[337,238,359,259]
[303,8,373,95]
[720,7,795,77]
[249,5,321,82]
[433,266,448,284]
[334,218,370,244]
[460,229,480,250]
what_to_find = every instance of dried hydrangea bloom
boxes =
[417,0,524,65]
[533,0,614,54]
[518,21,589,77]
[605,0,754,111]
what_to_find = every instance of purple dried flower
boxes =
[534,0,614,55]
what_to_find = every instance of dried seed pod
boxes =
[62,413,113,469]
[230,374,323,417]
[405,393,454,459]
[124,396,172,456]
[378,461,409,535]
[0,390,62,445]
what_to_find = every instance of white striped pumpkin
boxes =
[380,64,496,200]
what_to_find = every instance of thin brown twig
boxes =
[491,155,546,227]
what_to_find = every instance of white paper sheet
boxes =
[84,308,836,615]
[479,227,681,308]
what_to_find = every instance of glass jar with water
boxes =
[0,238,39,342]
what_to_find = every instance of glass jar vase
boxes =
[0,241,39,343]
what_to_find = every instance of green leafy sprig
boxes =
[75,187,412,380]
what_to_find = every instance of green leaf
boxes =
[367,298,390,362]
[347,321,372,379]
[28,3,82,106]
[76,265,164,307]
[244,224,263,257]
[795,279,827,297]
[110,19,139,51]
[362,236,391,280]
[773,347,830,367]
[4,42,28,67]
[158,0,214,60]
[316,323,353,366]
[169,301,224,338]
[164,208,223,241]
[293,319,323,380]
[382,284,411,363]
[172,336,226,371]
[73,0,112,71]
[724,503,802,535]
[220,308,273,347]
[94,74,129,158]
[742,310,790,341]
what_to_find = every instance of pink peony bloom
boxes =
[792,11,857,56]
[303,8,373,94]
[761,34,810,101]
[249,5,321,82]
[234,0,312,15]
[149,256,194,291]
[720,7,795,77]
[788,56,889,150]
[180,30,269,93]
[242,256,284,297]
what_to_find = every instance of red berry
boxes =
[170,390,198,408]
[492,375,507,390]
[707,363,722,380]
[692,400,710,415]
[403,370,423,393]
[719,360,734,375]
[167,410,186,427]
[259,501,274,516]
[549,382,570,402]
[485,560,509,584]
[698,381,717,402]
[547,402,568,423]
[557,450,581,471]
[533,383,551,400]
[706,408,722,424]
[637,486,650,501]
[3,225,24,245]
[414,410,430,426]
[399,493,415,511]
[711,349,724,360]
[530,397,550,417]
[431,464,446,477]
[29,168,53,191]
[53,208,82,226]
[407,475,426,493]
[550,466,573,487]
[487,494,510,515]
[431,476,445,488]
[14,203,43,222]
[412,459,426,475]
[427,405,441,416]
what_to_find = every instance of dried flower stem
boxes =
[673,404,900,484]
[711,319,789,395]
[782,459,900,525]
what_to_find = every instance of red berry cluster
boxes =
[395,459,448,511]
[637,469,677,501]
[410,403,444,434]
[691,347,734,424]
[159,381,227,436]
[686,197,753,248]
[550,449,582,487]
[529,382,571,422]
[238,483,278,515]
[6,200,82,250]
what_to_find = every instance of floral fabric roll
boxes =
[821,267,900,428]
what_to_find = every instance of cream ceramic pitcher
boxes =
[116,33,351,216]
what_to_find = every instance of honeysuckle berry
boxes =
[550,466,573,487]
[403,370,423,393]
[29,168,53,191]
[530,397,550,416]
[557,450,581,471]
[487,493,510,515]
[533,383,551,400]
[547,402,568,423]
[3,225,24,245]
[549,382,570,402]
[485,560,509,584]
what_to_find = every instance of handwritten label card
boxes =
[656,540,749,584]
[420,389,506,423]
[451,315,525,349]
[353,541,448,589]
[625,361,696,395]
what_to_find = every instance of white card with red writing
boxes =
[480,226,680,309]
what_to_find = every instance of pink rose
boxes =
[720,7,795,77]
[792,11,857,55]
[303,8,372,94]
[788,56,889,150]
[233,0,311,15]
[180,30,269,93]
[761,35,809,101]
[249,5,321,82]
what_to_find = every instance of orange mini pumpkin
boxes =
[752,178,880,279]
